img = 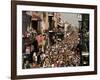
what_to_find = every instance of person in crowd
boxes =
[43,57,51,68]
[32,52,37,63]
[32,62,37,68]
[32,36,39,53]
[24,60,32,69]
[37,49,43,64]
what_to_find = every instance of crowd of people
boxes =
[22,26,81,69]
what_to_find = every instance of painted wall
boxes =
[0,0,99,80]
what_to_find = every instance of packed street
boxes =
[22,11,89,69]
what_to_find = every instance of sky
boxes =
[60,13,80,27]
